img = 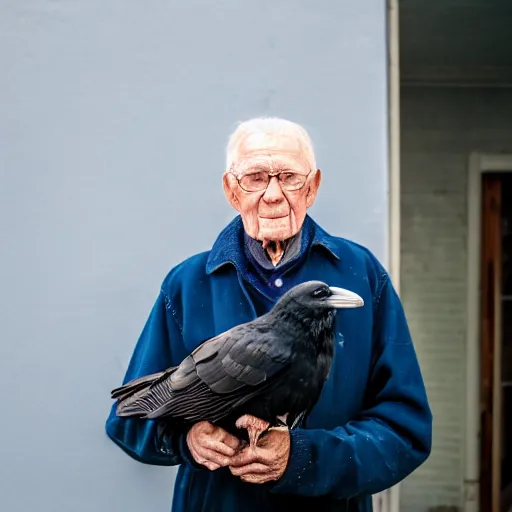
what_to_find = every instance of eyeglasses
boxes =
[229,169,312,192]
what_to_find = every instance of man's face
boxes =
[223,132,321,243]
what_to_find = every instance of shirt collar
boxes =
[205,214,339,275]
[244,229,302,270]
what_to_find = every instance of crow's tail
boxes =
[111,368,176,418]
[111,371,163,401]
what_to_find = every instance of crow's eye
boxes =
[312,287,330,299]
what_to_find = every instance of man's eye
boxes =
[248,174,266,183]
[281,172,300,184]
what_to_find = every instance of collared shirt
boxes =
[244,226,302,271]
[106,214,432,512]
[242,215,328,313]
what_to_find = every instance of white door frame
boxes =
[465,152,512,512]
[372,1,401,512]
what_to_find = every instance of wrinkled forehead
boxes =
[234,132,310,171]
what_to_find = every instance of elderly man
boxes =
[105,117,432,511]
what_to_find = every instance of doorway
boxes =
[480,173,512,512]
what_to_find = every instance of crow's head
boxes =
[274,280,364,318]
[269,281,364,345]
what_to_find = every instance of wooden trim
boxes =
[480,176,502,512]
[466,154,512,512]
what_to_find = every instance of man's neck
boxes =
[244,229,303,269]
[261,240,286,266]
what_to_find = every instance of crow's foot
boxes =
[235,414,270,448]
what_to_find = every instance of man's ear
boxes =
[306,169,322,208]
[223,172,241,212]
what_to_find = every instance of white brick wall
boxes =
[400,87,512,511]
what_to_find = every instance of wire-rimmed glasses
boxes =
[228,169,312,192]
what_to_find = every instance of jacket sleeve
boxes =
[270,273,433,499]
[105,288,193,466]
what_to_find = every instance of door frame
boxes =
[466,153,512,512]
[370,1,401,511]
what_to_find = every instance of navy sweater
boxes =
[105,215,432,511]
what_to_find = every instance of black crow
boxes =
[111,280,363,447]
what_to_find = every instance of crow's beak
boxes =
[326,287,364,308]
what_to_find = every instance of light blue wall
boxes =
[0,1,388,510]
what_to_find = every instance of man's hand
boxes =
[186,421,242,471]
[228,426,291,484]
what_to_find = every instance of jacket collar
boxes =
[205,214,339,275]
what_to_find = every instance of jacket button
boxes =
[274,278,283,288]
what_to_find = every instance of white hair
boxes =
[225,117,317,171]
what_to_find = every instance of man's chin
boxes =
[257,219,297,243]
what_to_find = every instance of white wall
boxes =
[400,86,512,511]
[0,2,389,511]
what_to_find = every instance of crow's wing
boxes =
[115,321,294,421]
[171,322,293,394]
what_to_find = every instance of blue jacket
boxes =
[105,215,432,512]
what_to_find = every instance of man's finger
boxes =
[202,438,237,457]
[228,449,260,468]
[192,446,232,468]
[220,433,242,451]
[229,462,269,477]
[240,472,274,484]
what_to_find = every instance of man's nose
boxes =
[262,176,285,203]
